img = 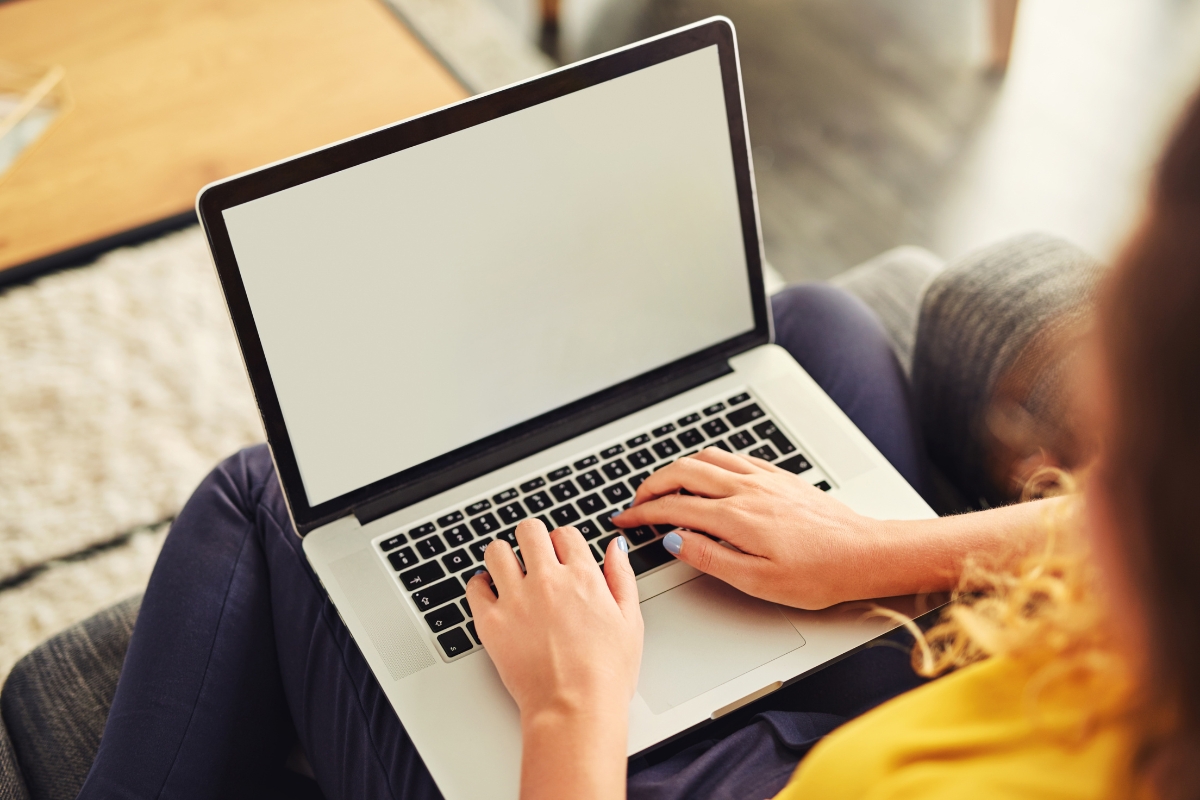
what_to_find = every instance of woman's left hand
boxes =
[467,521,642,800]
[466,519,643,723]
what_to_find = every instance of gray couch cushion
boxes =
[912,233,1104,507]
[1,595,140,800]
[831,245,944,376]
[0,724,29,800]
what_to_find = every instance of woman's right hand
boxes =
[612,447,890,609]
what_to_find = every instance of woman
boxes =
[80,95,1200,800]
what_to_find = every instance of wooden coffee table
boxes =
[0,0,467,281]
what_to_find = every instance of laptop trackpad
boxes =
[637,575,805,715]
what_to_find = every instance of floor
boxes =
[498,0,1200,281]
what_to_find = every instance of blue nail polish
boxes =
[617,536,630,553]
[472,569,487,579]
[663,532,683,556]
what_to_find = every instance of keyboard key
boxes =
[469,538,492,562]
[629,471,650,490]
[629,542,675,575]
[549,480,579,502]
[577,519,602,540]
[547,466,572,481]
[729,431,755,450]
[652,439,681,459]
[702,418,730,437]
[591,545,604,563]
[400,561,445,590]
[600,445,625,459]
[711,440,731,452]
[493,488,518,504]
[602,459,631,480]
[412,577,464,611]
[462,598,472,617]
[536,514,553,531]
[602,483,632,504]
[416,536,447,559]
[652,423,676,437]
[654,523,677,535]
[410,522,437,539]
[497,528,518,546]
[628,449,655,469]
[470,513,501,536]
[577,469,605,490]
[598,533,622,553]
[524,491,552,512]
[728,392,751,406]
[752,421,797,454]
[424,603,464,632]
[703,402,725,416]
[442,548,473,573]
[677,428,705,448]
[626,433,650,447]
[747,444,779,461]
[577,493,606,515]
[727,403,765,428]
[777,454,813,474]
[437,511,463,528]
[497,502,527,525]
[627,526,657,545]
[550,504,581,527]
[437,627,472,658]
[815,480,832,492]
[387,547,419,571]
[677,412,701,426]
[520,477,546,492]
[467,621,481,645]
[465,500,491,516]
[380,533,407,552]
[443,525,473,546]
[597,513,620,532]
[574,455,598,469]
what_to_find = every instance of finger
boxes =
[614,491,730,533]
[465,568,498,611]
[603,535,641,620]
[629,456,741,506]
[483,539,524,594]
[690,446,761,474]
[661,529,764,591]
[549,525,592,566]
[514,517,556,574]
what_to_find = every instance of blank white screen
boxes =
[224,45,755,506]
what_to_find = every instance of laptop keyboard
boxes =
[374,389,833,661]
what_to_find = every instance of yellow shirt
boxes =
[775,654,1140,799]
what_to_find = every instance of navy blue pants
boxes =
[78,285,928,800]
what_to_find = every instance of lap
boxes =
[88,285,928,799]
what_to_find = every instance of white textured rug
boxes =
[0,228,263,678]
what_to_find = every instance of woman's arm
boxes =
[466,521,642,800]
[613,447,1057,609]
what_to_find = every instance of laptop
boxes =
[197,17,934,799]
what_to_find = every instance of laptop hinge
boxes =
[351,357,734,528]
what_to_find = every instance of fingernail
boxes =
[472,569,487,578]
[617,536,630,553]
[663,532,683,556]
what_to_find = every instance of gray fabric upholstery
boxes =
[1,595,141,800]
[911,233,1105,508]
[831,245,945,376]
[0,723,29,800]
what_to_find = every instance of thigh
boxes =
[772,284,928,499]
[80,445,441,800]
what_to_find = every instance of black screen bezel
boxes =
[198,18,769,534]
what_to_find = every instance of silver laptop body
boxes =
[198,18,934,800]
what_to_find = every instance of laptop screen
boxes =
[222,45,755,506]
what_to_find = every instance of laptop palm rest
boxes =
[637,575,805,714]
